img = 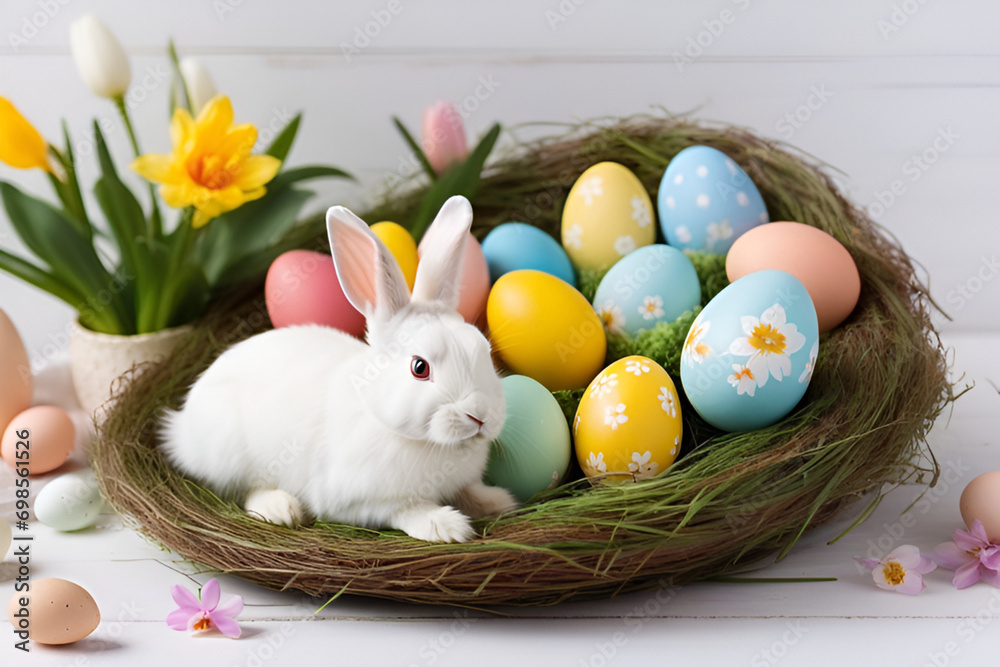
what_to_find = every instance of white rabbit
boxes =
[161,196,517,543]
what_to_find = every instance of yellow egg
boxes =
[561,162,656,272]
[371,221,419,291]
[574,355,682,484]
[487,270,606,391]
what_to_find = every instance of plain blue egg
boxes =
[484,375,572,503]
[679,270,819,432]
[592,245,701,337]
[657,146,769,254]
[482,222,576,286]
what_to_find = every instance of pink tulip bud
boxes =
[421,101,468,174]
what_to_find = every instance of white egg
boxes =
[0,518,10,559]
[34,469,105,532]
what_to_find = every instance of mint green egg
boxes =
[485,375,572,503]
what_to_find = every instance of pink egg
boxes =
[1,406,75,475]
[265,250,366,337]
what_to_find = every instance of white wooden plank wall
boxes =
[1,0,998,356]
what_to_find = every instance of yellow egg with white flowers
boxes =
[574,355,682,484]
[371,221,418,291]
[561,162,656,272]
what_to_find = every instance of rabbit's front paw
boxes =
[245,489,305,527]
[455,482,519,519]
[394,505,475,543]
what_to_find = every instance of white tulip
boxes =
[179,57,218,113]
[69,14,131,99]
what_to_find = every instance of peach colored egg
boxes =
[1,406,75,475]
[7,578,100,645]
[265,250,366,337]
[726,222,860,333]
[0,309,33,434]
[960,470,1000,543]
[419,233,490,324]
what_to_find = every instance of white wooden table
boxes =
[2,2,999,664]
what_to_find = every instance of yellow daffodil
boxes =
[0,97,53,172]
[131,94,281,228]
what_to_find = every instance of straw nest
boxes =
[93,115,952,607]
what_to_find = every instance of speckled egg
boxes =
[487,270,606,391]
[592,244,701,337]
[561,162,656,272]
[574,356,683,484]
[482,222,576,286]
[680,270,819,432]
[485,375,572,503]
[658,146,769,254]
[34,469,105,532]
[7,578,100,645]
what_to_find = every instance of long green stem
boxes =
[113,95,164,239]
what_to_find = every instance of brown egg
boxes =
[726,222,861,333]
[0,309,33,433]
[7,578,100,645]
[1,406,75,474]
[960,470,1000,543]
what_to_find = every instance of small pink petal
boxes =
[894,573,926,596]
[980,545,1000,570]
[166,609,194,631]
[933,541,973,571]
[200,579,221,610]
[209,612,242,638]
[980,567,1000,588]
[887,545,923,569]
[969,519,991,544]
[854,557,879,571]
[953,560,982,590]
[170,584,202,610]
[214,594,244,619]
[953,527,985,553]
[914,556,938,575]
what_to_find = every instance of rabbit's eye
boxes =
[410,356,431,380]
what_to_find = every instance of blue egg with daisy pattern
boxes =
[657,146,769,254]
[592,244,701,338]
[679,269,819,432]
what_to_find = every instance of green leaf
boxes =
[393,116,437,182]
[211,221,325,291]
[268,165,354,191]
[408,123,501,241]
[265,113,302,162]
[0,248,84,307]
[197,187,313,286]
[168,40,192,114]
[0,181,129,333]
[162,264,209,329]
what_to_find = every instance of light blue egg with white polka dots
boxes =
[657,146,769,254]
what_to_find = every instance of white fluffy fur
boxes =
[160,196,516,543]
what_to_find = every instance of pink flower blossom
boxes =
[421,101,468,174]
[855,545,936,595]
[933,519,1000,589]
[166,579,243,638]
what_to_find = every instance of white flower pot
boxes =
[69,320,193,419]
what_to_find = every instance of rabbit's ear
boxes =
[326,205,411,323]
[412,195,473,310]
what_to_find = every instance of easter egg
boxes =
[680,270,819,432]
[1,406,75,474]
[371,221,419,291]
[485,375,572,503]
[593,245,701,337]
[0,309,32,434]
[574,356,682,484]
[482,222,576,286]
[487,270,606,391]
[658,146,769,254]
[7,578,100,645]
[726,222,860,333]
[960,471,1000,543]
[265,250,366,337]
[419,232,490,324]
[34,469,105,532]
[561,162,656,272]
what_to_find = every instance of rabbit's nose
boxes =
[465,414,485,430]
